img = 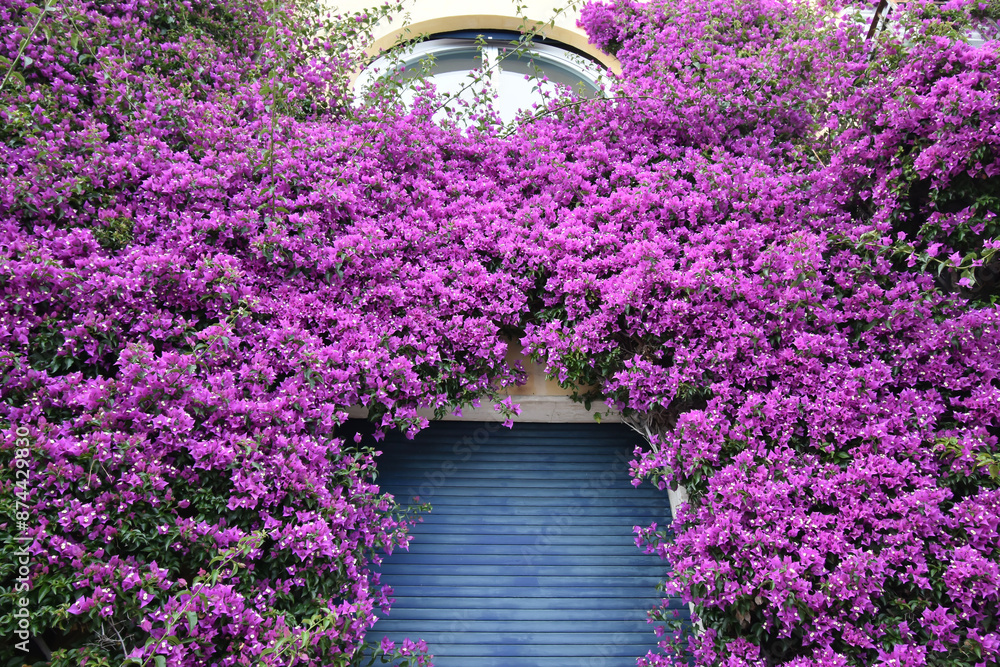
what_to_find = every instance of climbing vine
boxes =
[0,0,997,665]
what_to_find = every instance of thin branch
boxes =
[63,4,144,122]
[0,0,53,94]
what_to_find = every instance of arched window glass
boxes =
[357,30,607,124]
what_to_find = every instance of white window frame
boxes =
[355,35,609,123]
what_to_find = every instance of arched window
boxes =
[357,30,608,124]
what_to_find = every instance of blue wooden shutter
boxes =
[367,421,686,666]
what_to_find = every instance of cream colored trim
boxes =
[368,15,622,75]
[666,485,688,530]
[666,485,700,629]
[347,395,620,423]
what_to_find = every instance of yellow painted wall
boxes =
[503,338,578,398]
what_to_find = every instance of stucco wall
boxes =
[347,338,620,423]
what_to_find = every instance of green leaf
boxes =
[187,610,198,632]
[9,71,25,88]
[155,657,167,667]
[26,5,41,15]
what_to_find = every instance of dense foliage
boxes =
[0,0,997,665]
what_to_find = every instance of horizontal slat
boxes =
[383,597,668,611]
[380,469,645,481]
[383,489,661,501]
[376,630,655,645]
[406,513,659,526]
[380,471,637,482]
[387,535,646,547]
[378,563,665,576]
[374,620,655,633]
[377,607,682,622]
[377,600,688,630]
[376,553,666,566]
[398,523,650,535]
[385,657,650,667]
[379,453,634,464]
[377,481,663,495]
[402,508,670,524]
[377,448,641,458]
[377,476,650,489]
[378,453,638,464]
[380,574,662,588]
[377,440,639,451]
[396,543,653,556]
[378,460,637,470]
[386,585,659,598]
[374,638,658,657]
[387,497,666,508]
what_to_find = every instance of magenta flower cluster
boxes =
[0,0,997,665]
[560,1,999,665]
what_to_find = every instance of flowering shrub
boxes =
[0,0,512,664]
[0,0,997,665]
[558,1,1000,665]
